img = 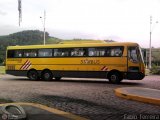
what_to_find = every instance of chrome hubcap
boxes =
[111,75,117,81]
[44,73,50,79]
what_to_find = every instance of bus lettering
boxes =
[81,59,100,64]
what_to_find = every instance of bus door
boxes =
[127,46,144,80]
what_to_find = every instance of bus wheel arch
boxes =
[107,70,123,84]
[41,69,53,81]
[27,69,39,80]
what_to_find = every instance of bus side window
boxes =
[7,50,15,58]
[88,48,105,57]
[114,48,122,56]
[7,50,24,58]
[54,49,70,57]
[54,49,58,56]
[106,47,123,57]
[71,48,86,57]
[24,51,29,57]
[23,50,37,58]
[15,50,23,58]
[38,49,52,57]
[88,48,95,56]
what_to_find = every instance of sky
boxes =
[0,0,160,48]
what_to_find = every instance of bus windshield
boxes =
[139,46,145,63]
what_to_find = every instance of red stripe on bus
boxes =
[101,66,106,71]
[22,61,30,70]
[103,67,108,71]
[101,66,108,71]
[24,62,32,70]
[20,59,29,70]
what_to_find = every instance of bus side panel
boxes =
[6,57,127,78]
[13,57,127,72]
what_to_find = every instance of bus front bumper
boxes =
[126,72,145,80]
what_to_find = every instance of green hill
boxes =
[0,30,62,64]
[0,30,61,45]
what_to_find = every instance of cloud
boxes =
[0,10,7,16]
[0,25,23,35]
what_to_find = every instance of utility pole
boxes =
[146,49,148,68]
[149,16,158,69]
[40,10,46,45]
[149,16,152,69]
[43,10,46,45]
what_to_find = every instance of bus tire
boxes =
[41,70,53,81]
[27,70,39,80]
[108,72,122,84]
[55,77,61,81]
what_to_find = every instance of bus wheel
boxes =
[41,70,53,81]
[55,77,61,80]
[108,72,121,84]
[27,70,39,80]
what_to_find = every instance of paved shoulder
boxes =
[115,87,160,106]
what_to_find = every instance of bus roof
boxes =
[7,42,139,50]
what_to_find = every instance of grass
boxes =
[0,66,5,74]
[0,98,13,104]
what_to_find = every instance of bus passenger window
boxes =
[23,50,37,57]
[54,49,70,57]
[107,47,123,57]
[7,50,15,58]
[38,49,52,57]
[71,48,86,56]
[111,48,122,56]
[88,48,105,56]
[15,50,23,58]
[88,48,95,56]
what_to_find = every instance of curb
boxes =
[0,102,89,120]
[115,87,160,106]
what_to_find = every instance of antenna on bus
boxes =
[18,0,22,26]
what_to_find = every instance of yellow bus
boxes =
[5,41,145,84]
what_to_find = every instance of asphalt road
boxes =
[0,74,160,120]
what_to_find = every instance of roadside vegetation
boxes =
[150,65,160,75]
[0,66,5,74]
[0,98,13,104]
[145,69,150,75]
